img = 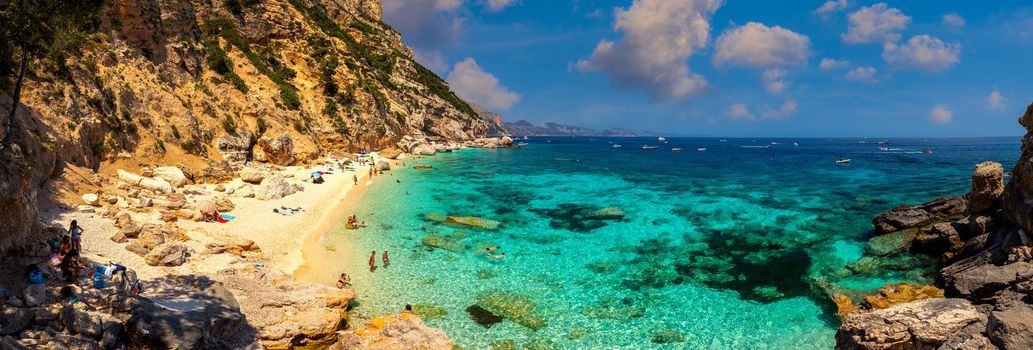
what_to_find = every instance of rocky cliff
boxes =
[0,0,493,252]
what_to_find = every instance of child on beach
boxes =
[336,273,351,288]
[382,251,389,267]
[369,251,376,272]
[68,220,83,252]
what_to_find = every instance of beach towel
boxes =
[220,214,235,220]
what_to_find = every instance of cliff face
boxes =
[0,0,492,252]
[1004,104,1033,234]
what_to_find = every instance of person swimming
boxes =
[336,273,351,288]
[382,251,389,268]
[475,246,500,254]
[486,252,506,259]
[368,251,376,272]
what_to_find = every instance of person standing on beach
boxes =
[369,251,376,272]
[353,174,358,185]
[382,251,389,268]
[68,220,83,252]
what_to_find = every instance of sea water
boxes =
[298,137,1019,349]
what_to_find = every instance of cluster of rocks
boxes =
[836,104,1033,350]
[398,135,514,157]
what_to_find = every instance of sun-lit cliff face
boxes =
[0,0,494,252]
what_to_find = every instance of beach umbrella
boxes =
[197,199,217,214]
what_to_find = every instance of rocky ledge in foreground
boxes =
[835,103,1033,350]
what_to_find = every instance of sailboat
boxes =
[642,145,659,150]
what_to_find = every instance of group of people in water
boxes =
[346,215,367,230]
[369,250,389,272]
[476,245,506,259]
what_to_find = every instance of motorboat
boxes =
[835,158,851,164]
[523,136,528,140]
[642,145,659,150]
[878,146,889,151]
[877,140,889,145]
[793,142,799,146]
[672,148,683,152]
[719,139,728,142]
[516,142,528,146]
[923,149,933,155]
[696,148,706,151]
[770,142,780,145]
[658,137,667,142]
[612,144,622,148]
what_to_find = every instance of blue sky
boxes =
[382,0,1033,137]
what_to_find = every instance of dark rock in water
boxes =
[583,296,646,321]
[835,298,982,350]
[530,203,623,232]
[871,196,967,234]
[466,305,503,328]
[987,303,1033,349]
[866,229,918,256]
[651,328,687,344]
[912,223,964,256]
[944,262,1033,300]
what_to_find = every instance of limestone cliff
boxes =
[0,0,492,251]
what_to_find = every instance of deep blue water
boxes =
[302,136,1020,349]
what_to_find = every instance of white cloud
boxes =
[413,49,449,74]
[762,68,787,94]
[576,0,722,101]
[713,22,810,68]
[726,103,753,120]
[929,104,953,124]
[761,99,798,120]
[814,0,849,16]
[446,58,521,111]
[845,66,878,84]
[986,90,1006,111]
[942,13,966,29]
[882,35,961,72]
[842,3,910,44]
[485,0,516,12]
[819,58,850,70]
[382,0,465,49]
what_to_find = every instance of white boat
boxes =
[523,136,528,140]
[516,142,528,146]
[793,142,799,146]
[878,146,889,151]
[658,137,667,142]
[642,145,659,150]
[696,148,706,151]
[672,148,683,152]
[835,158,851,164]
[612,144,622,148]
[771,142,780,145]
[719,139,728,142]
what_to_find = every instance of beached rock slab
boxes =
[987,303,1033,350]
[375,160,390,171]
[379,147,403,159]
[337,313,452,350]
[254,133,295,166]
[126,276,244,349]
[152,193,187,210]
[413,145,436,156]
[125,244,151,256]
[144,243,191,266]
[474,290,548,330]
[22,284,46,307]
[944,262,1033,299]
[118,169,173,194]
[872,196,967,234]
[215,129,253,165]
[255,175,300,200]
[445,216,500,230]
[239,166,271,184]
[866,229,918,256]
[153,166,188,188]
[81,193,100,206]
[967,162,1005,214]
[215,196,235,212]
[913,222,965,256]
[835,298,982,350]
[76,205,95,213]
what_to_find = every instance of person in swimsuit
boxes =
[382,251,389,268]
[475,246,500,254]
[369,251,376,272]
[487,252,506,260]
[68,220,83,252]
[353,174,358,185]
[336,273,351,288]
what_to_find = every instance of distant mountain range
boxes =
[501,120,663,137]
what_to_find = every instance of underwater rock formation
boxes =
[474,290,548,330]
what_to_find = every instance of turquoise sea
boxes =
[299,137,1018,349]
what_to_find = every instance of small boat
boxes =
[642,145,659,150]
[612,144,622,148]
[546,140,552,143]
[719,139,728,142]
[835,158,851,164]
[793,142,799,146]
[516,142,528,146]
[696,148,706,151]
[923,149,933,155]
[878,146,889,151]
[413,165,433,170]
[658,137,667,142]
[877,140,889,145]
[770,142,780,145]
[523,136,528,140]
[672,148,683,152]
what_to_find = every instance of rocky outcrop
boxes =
[1004,104,1033,234]
[987,303,1033,349]
[254,133,295,166]
[336,313,452,350]
[835,298,983,350]
[872,196,967,234]
[254,175,300,200]
[216,130,255,166]
[968,162,1005,214]
[126,276,245,349]
[379,147,403,159]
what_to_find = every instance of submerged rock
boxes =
[586,207,626,220]
[835,298,982,350]
[651,328,687,344]
[871,196,967,234]
[474,291,548,330]
[445,216,500,230]
[422,235,467,252]
[866,229,918,256]
[466,305,503,328]
[422,212,448,223]
[412,305,446,320]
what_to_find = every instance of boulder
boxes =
[76,205,95,213]
[967,162,1004,214]
[412,145,436,156]
[379,147,403,159]
[22,284,46,307]
[234,185,255,198]
[215,129,253,165]
[215,196,235,212]
[835,298,982,350]
[153,166,188,188]
[126,277,244,349]
[60,303,102,339]
[239,166,270,184]
[119,220,143,238]
[152,193,187,209]
[338,313,452,350]
[866,229,918,256]
[872,196,967,234]
[81,193,100,206]
[144,243,191,266]
[944,262,1033,300]
[375,160,390,171]
[254,133,295,166]
[137,229,165,250]
[474,290,547,330]
[125,244,151,256]
[987,303,1033,349]
[110,232,128,243]
[255,175,300,200]
[445,216,500,230]
[912,223,965,256]
[117,169,173,194]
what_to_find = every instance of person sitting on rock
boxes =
[336,273,351,288]
[59,248,82,282]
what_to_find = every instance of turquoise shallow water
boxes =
[300,137,1018,349]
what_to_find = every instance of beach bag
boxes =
[28,267,44,284]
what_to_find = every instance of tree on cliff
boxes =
[0,0,102,149]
